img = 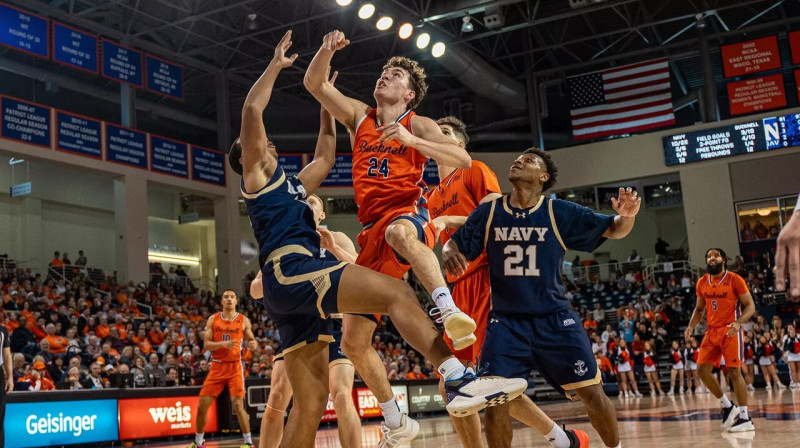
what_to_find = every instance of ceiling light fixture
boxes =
[376,16,393,31]
[416,32,430,49]
[335,0,352,5]
[398,23,413,39]
[358,3,375,19]
[431,42,446,57]
[461,16,474,33]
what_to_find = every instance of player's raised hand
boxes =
[318,227,336,251]
[273,30,299,68]
[774,207,800,301]
[377,122,416,146]
[322,30,350,51]
[610,187,641,218]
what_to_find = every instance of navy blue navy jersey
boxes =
[242,166,320,267]
[450,195,613,316]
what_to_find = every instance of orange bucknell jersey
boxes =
[352,109,429,225]
[695,271,749,328]
[425,161,501,282]
[209,312,244,362]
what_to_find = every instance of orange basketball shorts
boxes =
[199,361,245,397]
[698,325,743,368]
[444,267,491,364]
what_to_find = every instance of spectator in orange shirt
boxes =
[405,364,427,380]
[31,317,47,341]
[95,316,110,339]
[595,350,614,383]
[583,314,598,334]
[149,325,165,346]
[43,323,68,354]
[28,361,55,391]
[133,327,154,355]
[49,251,64,268]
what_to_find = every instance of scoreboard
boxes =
[663,112,800,166]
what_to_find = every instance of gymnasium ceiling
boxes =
[4,0,800,150]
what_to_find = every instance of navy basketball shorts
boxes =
[480,308,601,399]
[261,245,347,358]
[273,314,333,361]
[328,316,352,367]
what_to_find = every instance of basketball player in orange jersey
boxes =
[685,248,756,433]
[305,30,479,444]
[189,290,258,448]
[428,117,590,448]
[251,193,361,448]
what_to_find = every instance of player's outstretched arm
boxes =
[240,30,298,190]
[775,195,800,300]
[442,239,469,278]
[250,270,264,299]
[603,187,641,239]
[684,294,707,341]
[304,30,368,131]
[298,69,338,194]
[381,115,470,168]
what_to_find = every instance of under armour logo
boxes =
[515,212,526,218]
[574,360,588,376]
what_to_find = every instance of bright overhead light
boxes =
[431,42,446,57]
[461,16,474,33]
[416,32,430,49]
[335,0,352,5]
[376,16,393,31]
[398,23,413,39]
[148,253,200,266]
[358,3,375,19]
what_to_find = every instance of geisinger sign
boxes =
[5,399,118,448]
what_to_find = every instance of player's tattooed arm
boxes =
[603,187,641,239]
[684,294,707,341]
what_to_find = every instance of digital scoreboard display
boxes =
[663,112,800,166]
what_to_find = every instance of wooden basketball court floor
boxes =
[135,389,799,448]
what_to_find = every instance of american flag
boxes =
[568,58,675,140]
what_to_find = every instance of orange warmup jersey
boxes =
[209,313,244,362]
[695,271,748,328]
[425,161,501,282]
[352,109,429,225]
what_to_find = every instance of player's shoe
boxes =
[747,384,755,391]
[634,390,643,397]
[721,404,740,429]
[430,307,477,344]
[727,416,755,432]
[240,444,254,448]
[566,428,590,447]
[378,414,420,447]
[451,334,478,351]
[444,367,527,416]
[777,382,787,390]
[187,442,205,448]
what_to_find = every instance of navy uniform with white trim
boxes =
[242,166,342,356]
[450,195,613,397]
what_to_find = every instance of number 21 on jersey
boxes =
[504,244,540,276]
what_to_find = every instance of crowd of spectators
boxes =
[2,247,797,395]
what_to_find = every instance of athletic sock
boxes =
[740,406,749,420]
[379,398,403,429]
[545,422,571,448]
[432,287,456,309]
[243,432,252,444]
[195,433,204,445]
[439,357,467,381]
[607,444,622,448]
[721,394,732,408]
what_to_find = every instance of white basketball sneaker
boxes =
[444,367,527,417]
[430,307,477,348]
[378,415,420,448]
